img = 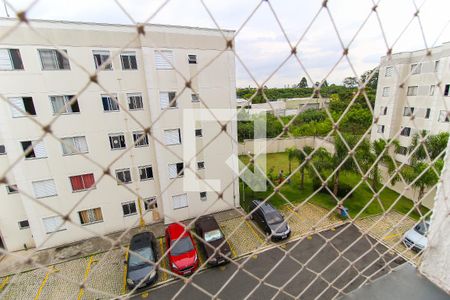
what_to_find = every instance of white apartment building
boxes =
[371,42,450,163]
[0,18,239,251]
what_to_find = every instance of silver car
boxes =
[402,221,430,252]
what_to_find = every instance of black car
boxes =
[194,215,232,265]
[249,200,291,241]
[126,232,158,289]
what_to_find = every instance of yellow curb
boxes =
[159,238,168,282]
[307,236,312,240]
[0,276,10,291]
[245,221,264,243]
[286,206,302,221]
[121,246,129,295]
[77,256,95,300]
[34,266,57,300]
[383,233,400,240]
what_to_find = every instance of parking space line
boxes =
[286,206,302,221]
[77,256,95,300]
[383,233,400,240]
[34,266,57,300]
[245,221,264,243]
[159,238,168,282]
[227,239,238,258]
[121,246,129,295]
[0,276,10,291]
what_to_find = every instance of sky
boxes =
[2,0,450,87]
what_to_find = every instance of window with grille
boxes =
[32,179,57,198]
[42,216,66,233]
[379,106,388,115]
[9,96,36,117]
[384,66,393,77]
[382,87,390,97]
[109,134,126,150]
[159,91,177,109]
[144,197,157,211]
[425,108,431,119]
[0,145,5,155]
[70,173,95,192]
[200,192,207,201]
[172,193,188,209]
[444,84,450,96]
[127,93,143,110]
[403,107,415,117]
[400,127,412,137]
[122,201,137,216]
[410,63,421,74]
[438,110,449,122]
[168,162,184,179]
[195,129,203,137]
[93,50,112,70]
[407,86,418,96]
[133,131,149,147]
[197,161,205,169]
[102,94,119,111]
[18,220,29,230]
[120,51,137,70]
[434,60,440,72]
[188,54,197,64]
[6,184,18,194]
[61,136,88,155]
[139,165,153,181]
[38,49,70,70]
[191,93,200,102]
[50,95,79,114]
[116,168,132,184]
[154,50,173,69]
[78,208,103,225]
[164,129,181,145]
[0,48,23,70]
[20,140,47,159]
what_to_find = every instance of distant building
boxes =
[371,43,450,163]
[238,97,329,116]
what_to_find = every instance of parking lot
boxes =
[0,206,418,299]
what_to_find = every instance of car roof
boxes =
[167,223,190,239]
[130,232,154,250]
[253,200,278,215]
[195,215,219,231]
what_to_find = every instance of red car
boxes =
[165,223,199,276]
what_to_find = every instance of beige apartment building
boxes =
[371,42,450,163]
[0,19,239,251]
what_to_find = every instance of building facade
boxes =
[0,19,239,251]
[371,43,450,163]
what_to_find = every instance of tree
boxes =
[360,68,379,90]
[402,161,442,201]
[343,76,358,88]
[409,131,449,164]
[286,147,297,175]
[368,139,396,190]
[298,77,308,88]
[295,145,314,189]
[322,80,329,88]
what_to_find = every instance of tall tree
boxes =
[401,161,442,201]
[298,77,308,88]
[286,147,297,175]
[343,77,358,88]
[360,68,379,90]
[409,131,449,164]
[296,145,314,189]
[368,139,397,190]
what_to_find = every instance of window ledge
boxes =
[72,187,96,193]
[62,152,89,157]
[81,220,104,226]
[123,213,138,217]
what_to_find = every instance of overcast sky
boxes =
[3,0,450,87]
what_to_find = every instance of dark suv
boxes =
[249,200,291,241]
[126,232,158,289]
[195,215,232,265]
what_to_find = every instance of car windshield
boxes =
[266,211,284,225]
[204,229,223,243]
[171,237,194,256]
[129,247,154,267]
[414,222,429,236]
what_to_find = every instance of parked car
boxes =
[166,223,199,276]
[195,215,232,265]
[249,200,291,241]
[402,221,430,252]
[126,231,158,289]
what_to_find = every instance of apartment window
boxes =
[61,136,88,155]
[78,208,103,225]
[160,92,177,109]
[168,163,184,179]
[434,60,440,72]
[116,168,132,184]
[173,193,188,209]
[164,129,181,145]
[197,161,205,169]
[377,125,385,133]
[400,127,412,137]
[39,49,70,70]
[430,85,435,96]
[18,220,29,230]
[191,93,199,102]
[93,50,112,70]
[9,96,36,117]
[382,87,390,97]
[127,93,143,110]
[0,145,5,155]
[439,110,450,123]
[444,84,450,96]
[380,106,388,116]
[70,173,95,192]
[102,94,119,112]
[139,165,154,181]
[155,50,173,69]
[50,95,79,114]
[133,131,149,147]
[42,216,66,233]
[410,63,421,74]
[0,49,23,70]
[21,140,47,159]
[109,134,126,150]
[120,52,137,70]
[407,86,418,96]
[425,108,431,119]
[195,129,203,137]
[385,66,393,77]
[397,146,408,156]
[144,197,157,211]
[6,184,18,194]
[200,192,207,201]
[122,201,137,216]
[188,54,197,64]
[403,107,415,117]
[32,179,57,198]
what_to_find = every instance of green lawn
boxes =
[239,152,428,220]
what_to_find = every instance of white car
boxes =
[402,221,430,252]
